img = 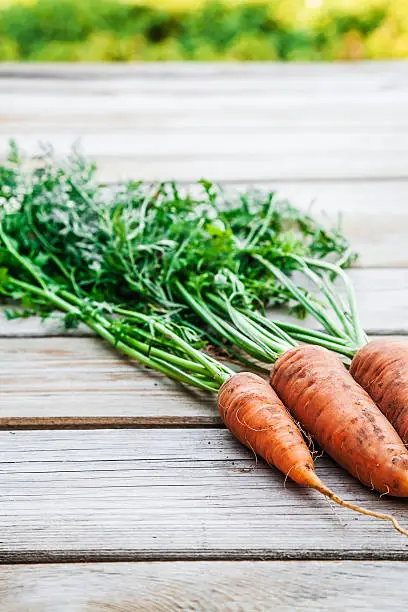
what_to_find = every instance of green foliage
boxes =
[0,143,360,370]
[223,34,279,61]
[0,0,405,62]
[0,144,350,323]
[0,36,19,60]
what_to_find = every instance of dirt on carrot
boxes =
[219,371,408,536]
[218,371,322,488]
[350,338,408,444]
[271,344,408,498]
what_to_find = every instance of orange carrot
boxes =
[350,338,408,443]
[218,372,321,488]
[271,345,408,498]
[218,371,408,535]
[259,257,408,447]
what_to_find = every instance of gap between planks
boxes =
[2,550,408,564]
[0,417,223,430]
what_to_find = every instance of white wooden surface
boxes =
[2,64,408,267]
[1,63,408,609]
[1,429,408,561]
[0,337,217,425]
[1,561,408,612]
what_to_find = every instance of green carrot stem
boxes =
[242,193,275,250]
[242,312,356,356]
[253,254,349,341]
[0,224,48,291]
[273,320,350,346]
[289,255,355,338]
[112,306,233,384]
[59,289,232,384]
[302,257,368,348]
[112,331,208,374]
[224,306,281,360]
[242,308,298,347]
[283,330,356,358]
[8,278,225,392]
[206,293,293,354]
[176,282,276,363]
[182,321,270,375]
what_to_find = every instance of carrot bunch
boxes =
[175,283,408,532]
[1,145,408,537]
[178,284,408,498]
[2,238,406,536]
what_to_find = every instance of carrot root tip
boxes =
[314,485,408,538]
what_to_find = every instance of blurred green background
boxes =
[0,0,406,61]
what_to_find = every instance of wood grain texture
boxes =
[1,63,408,575]
[1,560,408,611]
[0,337,219,424]
[261,180,408,268]
[1,63,408,182]
[2,133,407,182]
[1,428,408,561]
[2,63,408,266]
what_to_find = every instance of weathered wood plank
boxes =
[269,180,408,268]
[1,65,407,263]
[82,157,408,183]
[1,268,407,338]
[0,560,407,611]
[1,60,408,85]
[1,134,406,183]
[231,181,408,269]
[1,63,408,182]
[3,131,405,160]
[0,429,407,561]
[3,113,407,130]
[0,337,218,425]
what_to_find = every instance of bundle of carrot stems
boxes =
[1,144,408,535]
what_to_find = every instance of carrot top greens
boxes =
[0,230,233,392]
[0,143,355,367]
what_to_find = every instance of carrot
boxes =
[256,256,408,446]
[178,288,408,534]
[271,344,408,499]
[219,371,408,535]
[218,372,321,488]
[350,338,408,444]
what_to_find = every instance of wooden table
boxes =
[1,63,408,610]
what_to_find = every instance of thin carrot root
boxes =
[328,491,408,537]
[218,371,408,538]
[302,462,408,537]
[314,481,408,537]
